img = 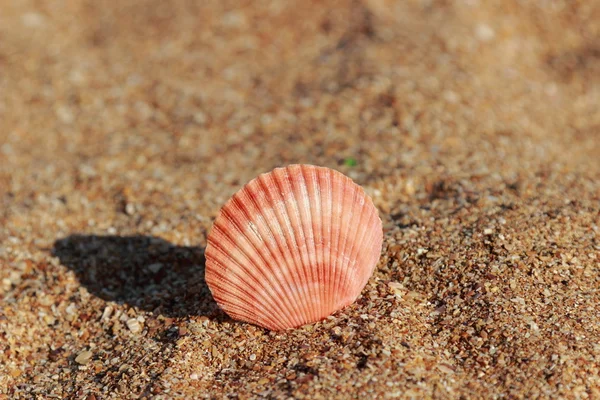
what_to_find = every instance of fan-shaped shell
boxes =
[205,164,383,330]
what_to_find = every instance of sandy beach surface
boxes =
[1,0,599,398]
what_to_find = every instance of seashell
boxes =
[205,164,383,330]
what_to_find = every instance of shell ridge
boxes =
[335,178,358,308]
[207,267,282,329]
[352,207,381,293]
[206,274,278,328]
[353,198,380,287]
[331,174,350,308]
[255,172,309,327]
[320,168,333,312]
[243,178,306,328]
[207,239,290,327]
[208,223,293,328]
[267,170,314,325]
[356,194,382,294]
[228,192,300,328]
[285,167,318,323]
[326,168,337,312]
[305,168,328,318]
[361,211,383,289]
[207,273,278,328]
[305,166,326,317]
[217,200,300,327]
[313,168,326,312]
[300,166,323,320]
[254,171,309,326]
[293,166,320,322]
[338,187,370,305]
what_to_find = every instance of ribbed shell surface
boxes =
[205,165,383,330]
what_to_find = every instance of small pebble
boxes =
[475,23,495,41]
[75,350,93,365]
[125,203,136,215]
[127,318,142,333]
[101,306,114,321]
[148,263,163,274]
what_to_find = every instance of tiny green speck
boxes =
[344,157,358,167]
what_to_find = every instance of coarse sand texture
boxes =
[1,0,599,399]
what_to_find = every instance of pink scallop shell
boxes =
[205,165,383,330]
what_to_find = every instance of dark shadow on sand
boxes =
[52,234,220,318]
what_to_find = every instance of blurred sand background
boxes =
[1,0,599,398]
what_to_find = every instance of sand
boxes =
[1,0,599,398]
